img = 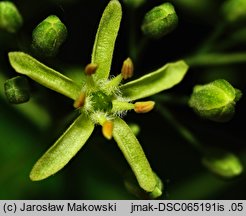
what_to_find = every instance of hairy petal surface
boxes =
[8,52,81,100]
[113,117,157,192]
[30,114,94,181]
[121,60,188,100]
[91,0,122,80]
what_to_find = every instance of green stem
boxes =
[156,104,205,153]
[186,52,246,67]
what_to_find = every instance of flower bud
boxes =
[141,3,178,39]
[4,76,30,104]
[0,1,23,33]
[189,79,242,122]
[32,15,67,57]
[222,0,246,23]
[202,148,243,178]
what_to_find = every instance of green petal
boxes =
[91,0,122,81]
[8,52,81,100]
[113,118,157,192]
[121,60,188,100]
[30,114,94,181]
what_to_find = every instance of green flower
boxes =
[8,0,188,196]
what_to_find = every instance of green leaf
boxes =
[30,114,94,181]
[91,0,122,81]
[8,52,81,100]
[113,118,157,192]
[121,60,188,100]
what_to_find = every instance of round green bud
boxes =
[4,76,30,104]
[123,0,145,8]
[222,0,246,23]
[32,15,67,57]
[189,79,242,122]
[91,91,112,112]
[0,1,23,33]
[141,2,178,39]
[202,148,243,178]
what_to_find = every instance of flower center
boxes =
[91,91,112,112]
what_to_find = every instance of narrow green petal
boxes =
[121,60,188,100]
[30,114,94,181]
[8,52,81,100]
[91,0,122,80]
[113,118,157,192]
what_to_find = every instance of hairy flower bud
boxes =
[222,0,246,23]
[189,79,242,122]
[141,2,178,39]
[4,76,30,104]
[0,1,23,33]
[32,15,67,57]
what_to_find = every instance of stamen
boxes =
[134,101,155,113]
[121,57,134,80]
[102,120,114,140]
[73,92,86,108]
[85,63,98,76]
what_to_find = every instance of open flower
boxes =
[8,0,188,196]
